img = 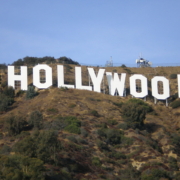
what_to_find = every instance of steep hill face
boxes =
[0,64,180,180]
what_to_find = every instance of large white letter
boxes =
[8,66,27,90]
[88,68,105,92]
[178,74,180,98]
[106,72,126,96]
[151,76,170,100]
[130,74,148,98]
[57,65,74,88]
[33,64,52,89]
[75,67,92,90]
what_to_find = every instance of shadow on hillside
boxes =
[7,104,18,112]
[144,123,162,133]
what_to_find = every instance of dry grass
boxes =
[1,64,180,178]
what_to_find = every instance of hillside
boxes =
[0,63,180,180]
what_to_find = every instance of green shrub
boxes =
[92,157,101,167]
[64,124,81,134]
[126,98,153,113]
[97,128,123,145]
[121,98,152,129]
[16,90,25,97]
[4,115,27,136]
[26,86,38,99]
[63,116,81,134]
[14,130,61,164]
[107,151,126,159]
[0,145,11,155]
[107,119,118,125]
[119,165,140,179]
[0,94,9,112]
[170,73,177,79]
[0,154,45,180]
[96,140,109,151]
[113,102,123,108]
[171,92,178,101]
[168,156,179,170]
[117,123,129,130]
[89,110,99,117]
[170,100,180,108]
[0,86,15,112]
[106,129,122,145]
[28,111,43,130]
[3,86,15,98]
[171,133,180,156]
[121,136,133,146]
[141,168,169,180]
[97,128,107,137]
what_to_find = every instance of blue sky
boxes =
[0,0,180,67]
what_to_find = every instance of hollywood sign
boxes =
[7,64,180,100]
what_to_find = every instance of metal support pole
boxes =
[166,99,168,107]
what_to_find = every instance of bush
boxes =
[121,64,126,68]
[0,145,11,155]
[63,116,81,134]
[16,90,25,97]
[4,115,27,136]
[171,133,180,156]
[13,130,61,163]
[3,86,15,98]
[92,157,101,167]
[96,140,109,151]
[106,129,122,145]
[0,94,10,112]
[170,73,177,79]
[64,124,81,134]
[107,151,126,159]
[89,110,99,117]
[97,128,123,145]
[28,111,43,130]
[117,123,129,130]
[126,98,153,113]
[170,100,180,109]
[107,119,118,125]
[0,86,15,112]
[141,168,170,180]
[121,98,152,129]
[0,154,45,180]
[168,156,179,170]
[57,56,80,65]
[171,93,178,101]
[26,86,38,99]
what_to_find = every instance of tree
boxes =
[57,56,80,65]
[121,98,152,129]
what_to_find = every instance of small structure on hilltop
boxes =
[136,57,152,67]
[105,56,113,67]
